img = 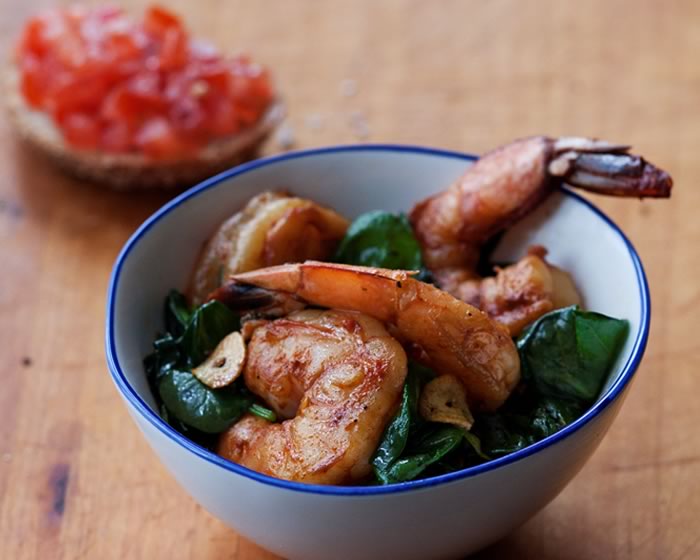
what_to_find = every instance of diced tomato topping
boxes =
[102,32,141,64]
[18,17,48,57]
[100,121,131,153]
[144,5,183,38]
[15,4,274,159]
[135,117,191,159]
[59,112,101,149]
[47,71,109,117]
[169,96,208,138]
[198,60,231,92]
[19,55,45,107]
[204,95,240,137]
[158,27,188,71]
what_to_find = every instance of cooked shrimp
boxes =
[211,261,521,411]
[467,246,582,336]
[218,310,407,484]
[190,192,349,305]
[409,136,672,334]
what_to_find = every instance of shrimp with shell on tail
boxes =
[211,261,521,412]
[409,136,672,335]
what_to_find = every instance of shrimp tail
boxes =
[548,137,673,198]
[408,134,672,335]
[210,283,279,309]
[209,281,306,316]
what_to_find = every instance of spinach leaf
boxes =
[422,431,490,477]
[474,306,627,458]
[159,403,220,449]
[144,332,181,389]
[145,291,251,436]
[372,367,421,482]
[407,360,436,389]
[152,333,180,377]
[373,360,491,484]
[381,425,464,484]
[181,301,240,366]
[463,430,490,460]
[529,398,584,439]
[474,393,585,458]
[472,413,530,457]
[165,290,191,337]
[372,360,437,479]
[517,306,629,404]
[334,211,424,271]
[158,370,252,433]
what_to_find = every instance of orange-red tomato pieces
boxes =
[16,5,274,159]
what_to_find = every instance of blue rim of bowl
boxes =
[105,143,650,496]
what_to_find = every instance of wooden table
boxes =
[1,0,696,558]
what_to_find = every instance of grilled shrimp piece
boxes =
[465,246,582,336]
[190,192,349,306]
[212,261,521,411]
[409,136,672,334]
[218,310,407,484]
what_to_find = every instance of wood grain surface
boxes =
[0,1,697,558]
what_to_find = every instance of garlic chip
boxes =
[191,331,246,389]
[419,374,474,430]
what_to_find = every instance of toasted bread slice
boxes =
[5,69,284,190]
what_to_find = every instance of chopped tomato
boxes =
[101,72,167,125]
[16,5,275,159]
[100,121,132,153]
[197,60,231,92]
[127,72,163,101]
[53,32,86,69]
[204,95,239,137]
[135,117,191,159]
[19,55,45,107]
[144,5,183,37]
[158,27,188,71]
[59,112,101,149]
[102,32,141,64]
[169,96,207,137]
[47,71,109,117]
[18,17,49,57]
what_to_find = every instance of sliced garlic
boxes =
[192,331,246,389]
[418,374,474,430]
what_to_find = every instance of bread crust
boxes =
[5,69,284,190]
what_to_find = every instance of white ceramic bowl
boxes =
[105,145,649,560]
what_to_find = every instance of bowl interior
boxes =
[108,145,647,481]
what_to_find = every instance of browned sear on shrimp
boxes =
[190,192,349,306]
[213,261,521,411]
[218,310,407,485]
[410,136,672,334]
[454,246,581,336]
